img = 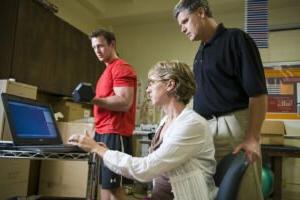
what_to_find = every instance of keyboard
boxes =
[15,144,85,153]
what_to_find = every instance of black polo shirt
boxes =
[193,23,267,119]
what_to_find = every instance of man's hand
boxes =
[233,136,261,164]
[234,94,266,163]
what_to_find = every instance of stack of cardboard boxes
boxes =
[38,122,93,197]
[0,79,38,199]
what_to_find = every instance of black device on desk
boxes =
[1,93,83,153]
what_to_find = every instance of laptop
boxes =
[1,93,84,153]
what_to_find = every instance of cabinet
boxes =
[0,0,104,96]
[0,0,18,78]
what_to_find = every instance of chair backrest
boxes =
[214,151,249,200]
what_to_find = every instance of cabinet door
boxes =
[0,0,19,78]
[11,0,104,95]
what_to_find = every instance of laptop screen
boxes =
[1,93,63,145]
[7,101,57,139]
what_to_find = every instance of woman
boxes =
[69,61,218,200]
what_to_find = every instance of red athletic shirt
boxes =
[93,58,137,136]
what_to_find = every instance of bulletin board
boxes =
[264,61,300,119]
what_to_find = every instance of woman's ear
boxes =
[166,79,176,92]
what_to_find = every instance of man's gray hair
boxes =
[173,0,212,18]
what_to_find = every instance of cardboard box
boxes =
[52,100,92,122]
[0,79,37,99]
[261,136,284,145]
[282,158,300,200]
[39,160,88,197]
[284,120,300,137]
[0,159,31,199]
[56,121,94,143]
[283,120,300,147]
[261,120,285,135]
[0,79,37,140]
[261,120,285,145]
[38,122,93,197]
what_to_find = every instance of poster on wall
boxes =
[264,61,300,119]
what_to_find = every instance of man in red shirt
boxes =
[90,28,137,200]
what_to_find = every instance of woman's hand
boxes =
[68,130,108,158]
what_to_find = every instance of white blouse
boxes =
[103,108,218,200]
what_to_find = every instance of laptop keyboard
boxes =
[15,144,85,153]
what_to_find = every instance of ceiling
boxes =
[48,0,300,27]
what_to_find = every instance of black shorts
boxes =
[94,133,133,189]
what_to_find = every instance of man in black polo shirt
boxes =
[174,0,267,199]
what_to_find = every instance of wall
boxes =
[48,0,99,35]
[260,30,300,63]
[106,4,298,123]
[47,1,300,124]
[111,5,300,125]
[114,19,199,81]
[113,6,300,82]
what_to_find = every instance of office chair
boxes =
[214,151,249,200]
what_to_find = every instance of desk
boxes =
[133,130,152,157]
[261,144,300,200]
[0,149,100,200]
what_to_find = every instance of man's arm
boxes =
[92,86,134,112]
[233,94,267,163]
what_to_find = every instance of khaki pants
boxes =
[208,109,263,200]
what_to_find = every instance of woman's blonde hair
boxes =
[148,61,196,105]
